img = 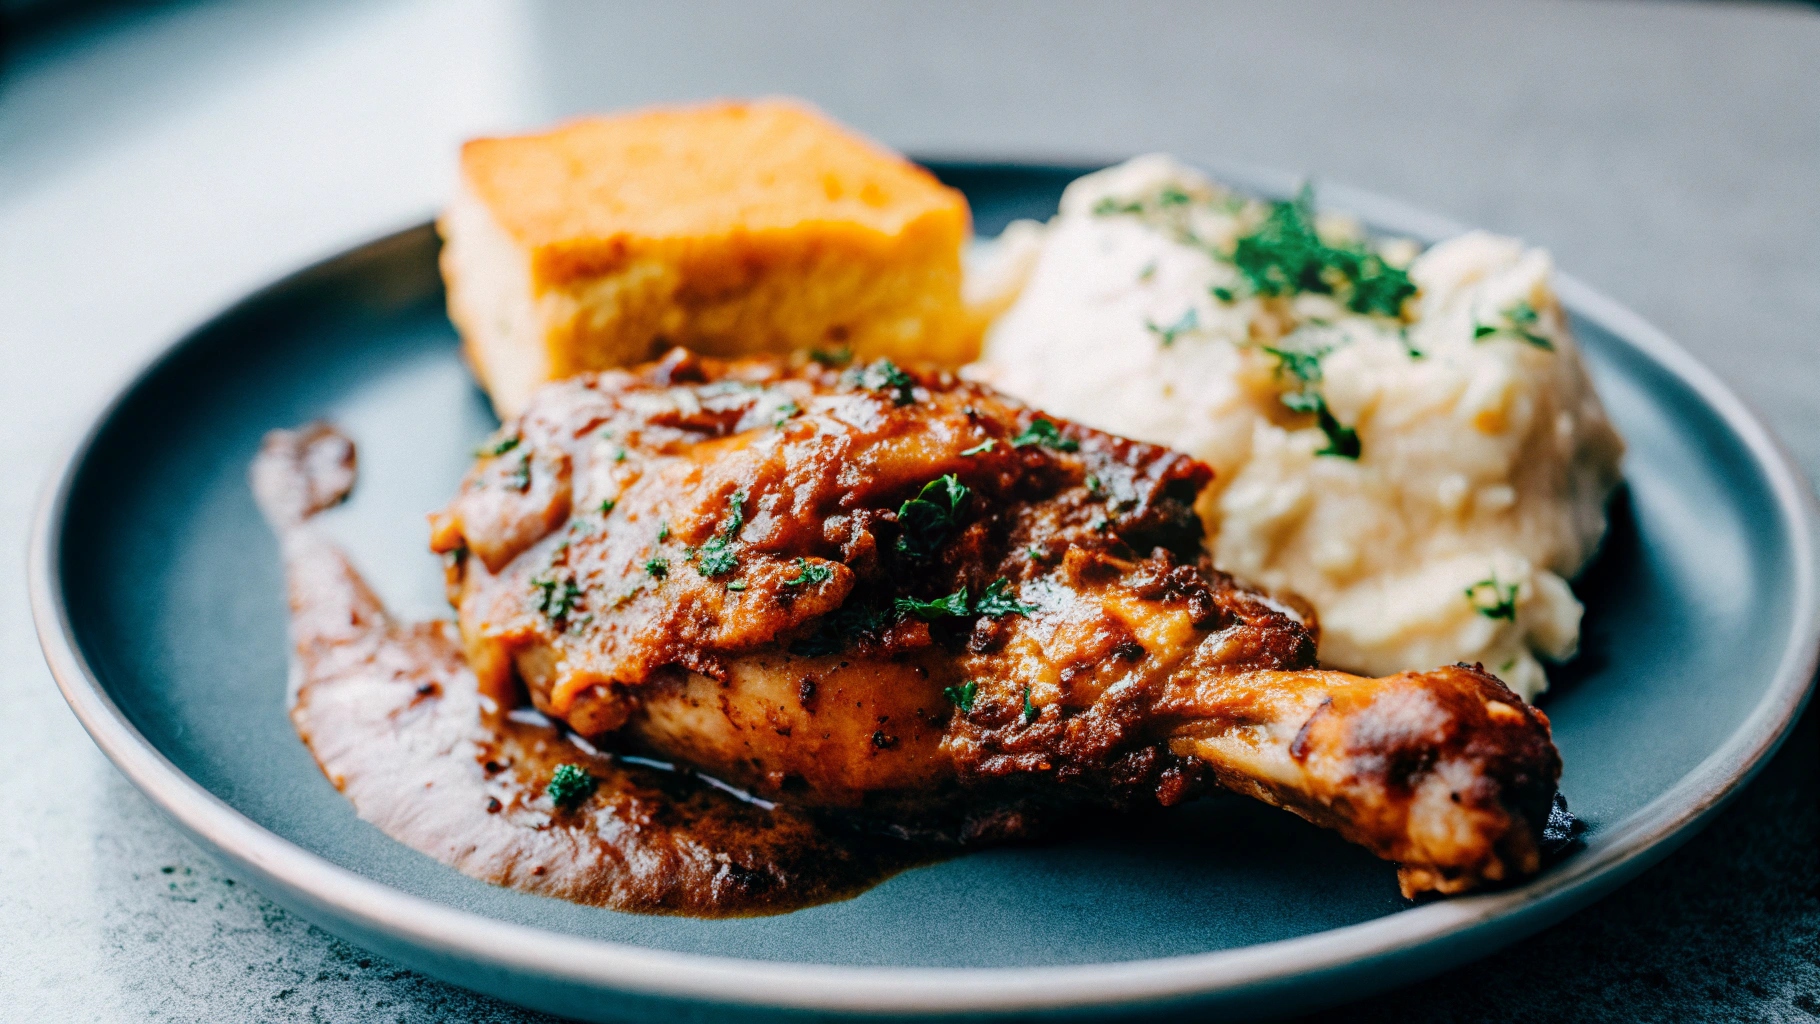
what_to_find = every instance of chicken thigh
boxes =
[428,349,1562,896]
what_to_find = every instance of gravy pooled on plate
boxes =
[251,423,931,916]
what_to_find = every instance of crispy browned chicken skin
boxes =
[429,350,1562,896]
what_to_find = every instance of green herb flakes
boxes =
[1466,575,1520,621]
[973,579,1034,618]
[1011,418,1079,452]
[1262,342,1327,385]
[1473,300,1554,350]
[1145,307,1200,346]
[960,439,997,456]
[505,453,532,491]
[530,574,584,622]
[1229,184,1415,319]
[546,763,597,810]
[694,541,737,578]
[1279,391,1359,459]
[1021,686,1038,724]
[944,681,978,713]
[895,587,971,620]
[643,556,669,579]
[860,359,918,406]
[1091,196,1146,217]
[476,434,519,458]
[598,498,616,515]
[1265,340,1358,459]
[895,579,1031,620]
[809,346,853,367]
[895,474,969,558]
[726,581,747,592]
[781,557,833,587]
[690,491,746,578]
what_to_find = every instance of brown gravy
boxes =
[253,423,933,917]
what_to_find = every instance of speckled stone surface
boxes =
[2,1,1816,1020]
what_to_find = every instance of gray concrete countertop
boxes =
[3,2,1816,1019]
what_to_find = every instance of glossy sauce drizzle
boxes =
[251,423,931,916]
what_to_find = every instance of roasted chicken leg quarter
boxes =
[428,349,1563,896]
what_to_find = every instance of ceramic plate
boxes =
[30,163,1820,1021]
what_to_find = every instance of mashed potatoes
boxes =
[974,156,1624,700]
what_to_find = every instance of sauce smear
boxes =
[252,423,931,916]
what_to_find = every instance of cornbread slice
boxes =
[439,99,977,416]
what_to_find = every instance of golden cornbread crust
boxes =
[440,99,978,415]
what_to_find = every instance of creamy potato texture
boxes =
[974,156,1625,700]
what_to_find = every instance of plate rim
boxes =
[28,167,1820,1017]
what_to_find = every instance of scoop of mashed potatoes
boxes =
[974,156,1624,701]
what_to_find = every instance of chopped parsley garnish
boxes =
[1473,300,1554,350]
[598,499,616,515]
[1091,195,1146,216]
[721,490,747,535]
[505,453,532,491]
[1085,474,1102,494]
[895,579,1032,620]
[1145,307,1200,346]
[1229,184,1416,319]
[809,346,853,367]
[613,448,628,463]
[546,763,597,810]
[960,439,997,456]
[531,574,583,621]
[726,581,747,592]
[860,359,918,406]
[781,557,833,587]
[1262,341,1328,384]
[476,434,519,458]
[1281,391,1360,459]
[694,541,738,577]
[643,556,669,579]
[656,521,670,543]
[974,578,1035,618]
[944,681,978,713]
[895,587,972,620]
[773,401,801,427]
[1466,575,1520,621]
[895,474,969,558]
[1021,686,1038,724]
[1026,545,1047,561]
[1011,418,1079,452]
[1210,285,1237,303]
[1158,184,1192,207]
[691,491,746,578]
[1265,339,1358,459]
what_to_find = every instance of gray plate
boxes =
[28,163,1820,1021]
